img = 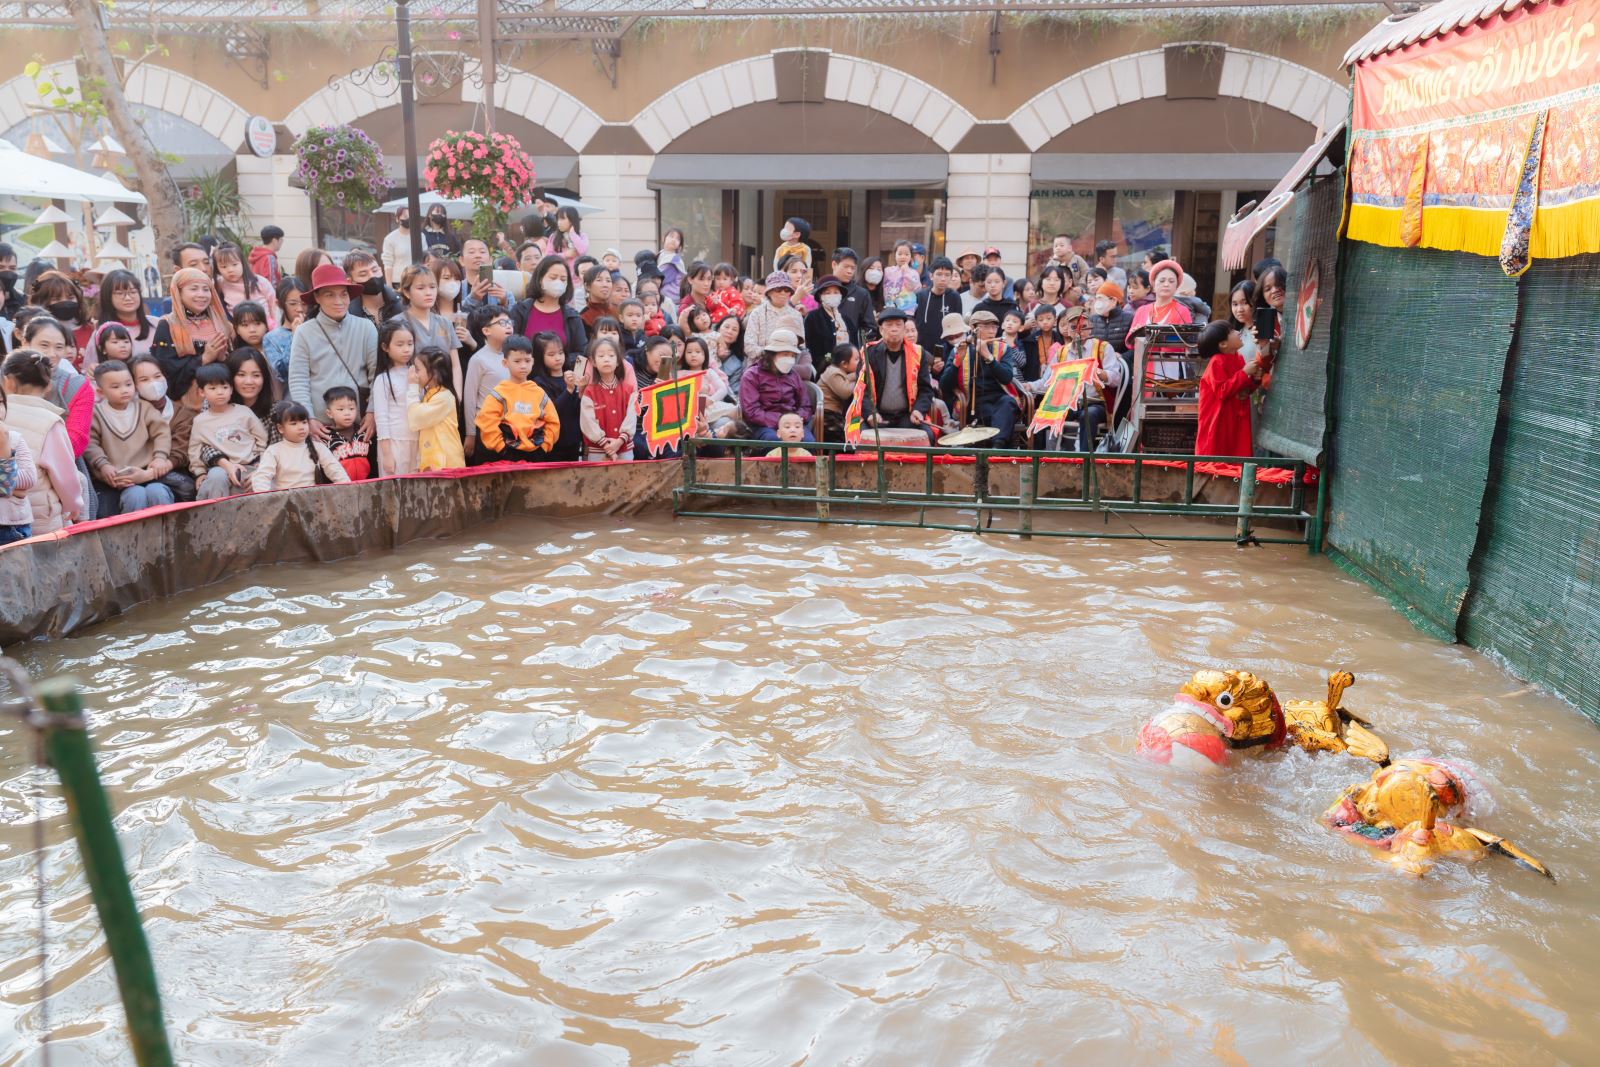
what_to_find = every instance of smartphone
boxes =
[478,264,493,283]
[572,356,588,381]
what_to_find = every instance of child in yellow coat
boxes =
[406,347,466,471]
[474,339,559,462]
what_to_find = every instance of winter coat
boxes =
[738,362,813,431]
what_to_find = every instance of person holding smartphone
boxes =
[459,238,507,312]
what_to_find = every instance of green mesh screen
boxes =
[1461,254,1600,720]
[1325,243,1518,638]
[1257,174,1343,464]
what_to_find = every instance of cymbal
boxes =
[939,425,1001,447]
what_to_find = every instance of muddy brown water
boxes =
[1,516,1597,1066]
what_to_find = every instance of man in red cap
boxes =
[288,263,379,442]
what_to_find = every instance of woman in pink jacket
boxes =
[2,350,85,534]
[20,316,95,458]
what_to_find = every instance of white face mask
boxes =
[821,292,842,310]
[780,227,795,242]
[543,279,568,299]
[137,379,168,402]
[438,279,461,299]
[773,355,796,374]
[1092,296,1114,316]
[864,268,884,285]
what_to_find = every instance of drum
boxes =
[938,425,1000,448]
[857,427,933,447]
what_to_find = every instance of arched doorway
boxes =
[312,99,579,252]
[1028,94,1321,302]
[650,98,948,276]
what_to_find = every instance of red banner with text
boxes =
[1348,0,1600,272]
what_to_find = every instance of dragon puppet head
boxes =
[1138,669,1287,769]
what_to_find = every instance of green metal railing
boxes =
[674,438,1321,546]
[2,661,174,1067]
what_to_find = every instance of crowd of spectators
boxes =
[0,212,1287,546]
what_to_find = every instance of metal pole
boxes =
[681,436,697,515]
[396,0,425,264]
[479,0,498,135]
[816,450,832,523]
[1309,463,1329,554]
[1236,461,1258,546]
[1018,457,1035,540]
[35,678,173,1067]
[974,451,989,533]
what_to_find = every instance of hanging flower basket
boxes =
[425,130,537,240]
[292,123,387,215]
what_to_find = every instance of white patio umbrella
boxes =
[375,190,473,219]
[377,190,603,218]
[548,194,602,216]
[0,139,146,204]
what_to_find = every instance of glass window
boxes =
[1112,190,1175,274]
[316,200,383,254]
[1028,189,1097,276]
[659,186,722,266]
[879,189,945,261]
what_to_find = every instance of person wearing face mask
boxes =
[743,272,811,380]
[0,242,22,321]
[343,250,403,323]
[381,207,416,284]
[737,328,814,442]
[859,257,887,314]
[421,207,460,257]
[28,271,95,362]
[510,254,589,358]
[803,276,851,373]
[1086,281,1134,356]
[772,217,812,272]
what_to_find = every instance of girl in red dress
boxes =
[1194,321,1271,458]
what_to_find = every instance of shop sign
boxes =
[245,116,276,158]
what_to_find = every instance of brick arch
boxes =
[1006,43,1349,151]
[283,62,601,153]
[631,49,976,154]
[0,61,250,149]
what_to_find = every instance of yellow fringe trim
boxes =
[1345,205,1407,248]
[1349,201,1600,261]
[1529,196,1600,259]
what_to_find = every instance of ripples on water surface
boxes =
[2,516,1598,1065]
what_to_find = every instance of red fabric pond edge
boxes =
[3,452,1315,554]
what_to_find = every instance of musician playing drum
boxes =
[862,308,937,443]
[939,309,1025,447]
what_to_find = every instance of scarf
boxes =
[881,340,923,407]
[165,268,232,358]
[955,339,1023,409]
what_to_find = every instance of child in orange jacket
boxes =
[474,342,560,462]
